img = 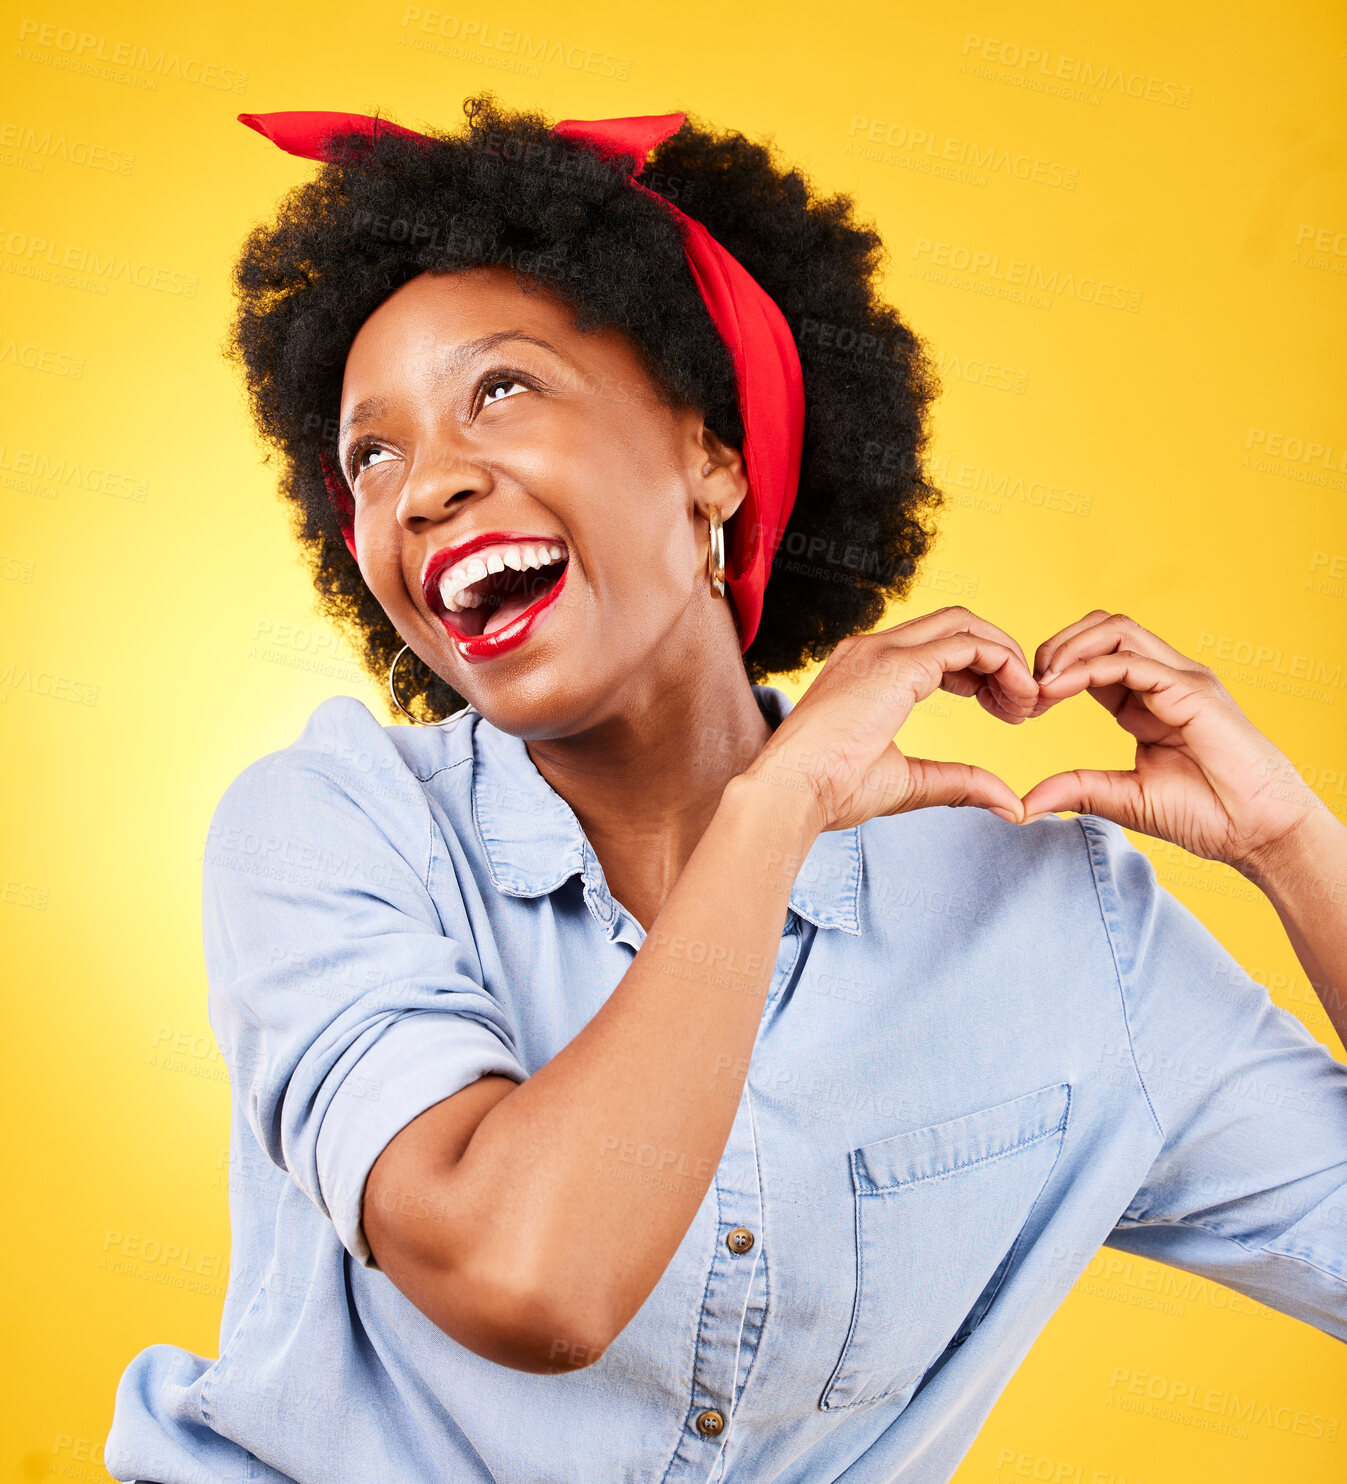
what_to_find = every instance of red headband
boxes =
[238,108,805,651]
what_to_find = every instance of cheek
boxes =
[574,422,697,603]
[349,484,382,555]
[352,514,408,608]
[351,467,408,543]
[598,501,698,628]
[585,445,683,554]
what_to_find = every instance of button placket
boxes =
[762,917,804,1012]
[724,1091,771,1424]
[661,940,794,1481]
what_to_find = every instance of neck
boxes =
[523,647,777,928]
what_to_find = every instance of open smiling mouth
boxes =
[431,542,570,641]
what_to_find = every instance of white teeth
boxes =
[433,539,567,613]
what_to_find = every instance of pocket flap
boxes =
[854,1082,1072,1193]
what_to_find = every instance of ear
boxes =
[690,421,749,524]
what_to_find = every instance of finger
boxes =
[941,666,1035,723]
[1020,768,1147,827]
[1036,611,1203,684]
[901,755,1026,821]
[920,632,1040,718]
[879,607,1041,722]
[1035,651,1215,735]
[1032,608,1111,677]
[835,630,1038,723]
[1032,611,1142,719]
[880,605,1035,679]
[941,666,1038,724]
[975,680,1036,725]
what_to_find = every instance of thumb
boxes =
[903,756,1027,823]
[1020,768,1145,827]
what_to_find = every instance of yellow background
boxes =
[3,0,1345,1479]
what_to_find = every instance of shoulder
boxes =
[856,806,1251,1005]
[207,696,477,861]
[857,805,1119,910]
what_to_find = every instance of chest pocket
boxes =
[820,1081,1071,1412]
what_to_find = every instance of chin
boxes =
[463,669,610,742]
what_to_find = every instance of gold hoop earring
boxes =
[388,643,466,727]
[707,504,726,598]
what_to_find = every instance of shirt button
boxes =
[695,1409,725,1436]
[726,1226,755,1255]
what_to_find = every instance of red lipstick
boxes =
[422,530,570,665]
[450,562,568,664]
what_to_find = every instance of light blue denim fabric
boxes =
[106,684,1347,1483]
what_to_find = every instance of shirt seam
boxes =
[1113,1213,1347,1288]
[200,1267,273,1427]
[956,1084,1075,1345]
[726,1092,768,1419]
[423,782,437,898]
[409,764,437,903]
[285,761,438,915]
[660,1185,726,1484]
[1076,816,1164,1143]
[305,710,444,895]
[408,754,471,787]
[745,1090,770,1342]
[857,1112,1070,1194]
[840,825,863,935]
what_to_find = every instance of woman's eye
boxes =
[483,377,528,407]
[354,445,395,475]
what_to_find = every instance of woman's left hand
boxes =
[1019,610,1330,874]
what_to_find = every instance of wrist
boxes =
[721,767,822,853]
[1236,803,1345,897]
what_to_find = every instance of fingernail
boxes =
[988,807,1018,823]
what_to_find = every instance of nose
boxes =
[395,443,494,531]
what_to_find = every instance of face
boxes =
[337,267,747,738]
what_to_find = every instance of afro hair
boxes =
[227,94,944,720]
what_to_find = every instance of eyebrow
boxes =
[338,330,566,440]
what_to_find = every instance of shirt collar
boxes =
[470,683,863,935]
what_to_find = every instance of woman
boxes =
[107,97,1347,1484]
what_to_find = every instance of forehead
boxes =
[342,268,610,390]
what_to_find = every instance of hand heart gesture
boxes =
[744,605,1331,880]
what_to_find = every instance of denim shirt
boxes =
[106,684,1347,1484]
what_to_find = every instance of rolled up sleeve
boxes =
[203,698,527,1269]
[1080,814,1347,1339]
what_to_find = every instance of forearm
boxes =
[1237,804,1347,1047]
[441,773,817,1364]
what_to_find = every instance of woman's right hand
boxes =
[740,606,1040,834]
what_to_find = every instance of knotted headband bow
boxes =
[238,107,805,652]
